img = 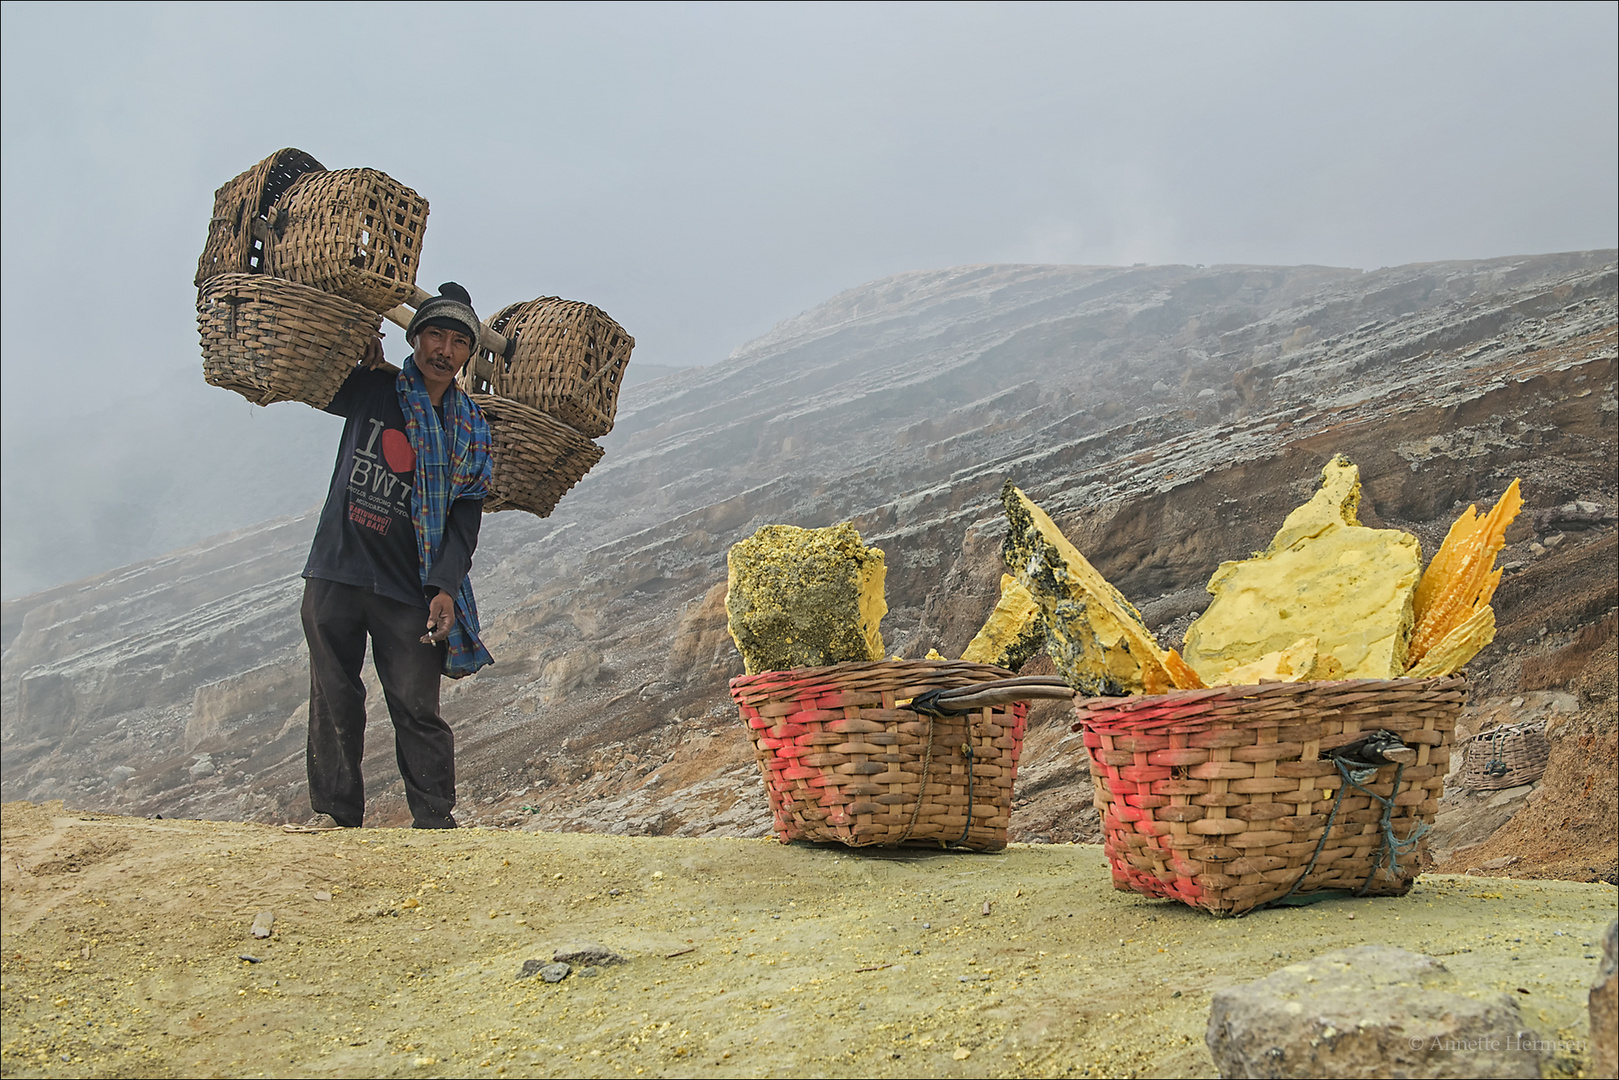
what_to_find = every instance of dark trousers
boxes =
[301,578,455,827]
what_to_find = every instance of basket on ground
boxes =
[263,168,428,312]
[1460,719,1549,791]
[195,148,325,286]
[462,298,634,437]
[197,273,381,409]
[472,394,604,517]
[1073,676,1464,916]
[728,661,1030,852]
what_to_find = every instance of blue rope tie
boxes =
[1264,756,1428,910]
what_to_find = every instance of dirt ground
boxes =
[2,802,1614,1079]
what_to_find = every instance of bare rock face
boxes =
[1206,945,1542,1079]
[2,253,1614,857]
[1594,919,1618,1079]
[186,662,305,751]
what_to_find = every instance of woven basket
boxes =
[263,169,428,312]
[1461,720,1550,790]
[195,148,324,287]
[1073,676,1465,916]
[197,273,380,409]
[472,394,604,517]
[729,661,1030,852]
[462,299,634,437]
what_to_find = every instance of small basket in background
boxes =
[195,148,324,287]
[1074,676,1464,916]
[1461,719,1550,790]
[473,394,604,517]
[729,660,1029,852]
[264,168,428,312]
[197,273,380,409]
[462,298,635,437]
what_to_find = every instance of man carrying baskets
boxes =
[298,283,494,830]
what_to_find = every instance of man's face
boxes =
[413,323,475,398]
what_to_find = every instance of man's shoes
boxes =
[283,813,349,833]
[412,814,458,830]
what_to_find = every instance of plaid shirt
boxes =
[398,357,494,677]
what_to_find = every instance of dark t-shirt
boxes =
[302,366,482,609]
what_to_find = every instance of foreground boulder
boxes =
[1594,920,1618,1079]
[1206,945,1541,1079]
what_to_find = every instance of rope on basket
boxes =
[1484,727,1511,779]
[909,686,1003,848]
[958,742,976,847]
[1264,755,1430,911]
[893,715,938,846]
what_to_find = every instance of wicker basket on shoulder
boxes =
[1073,676,1464,916]
[263,168,428,312]
[729,661,1030,852]
[197,273,380,409]
[472,394,604,517]
[195,148,324,286]
[1460,719,1550,790]
[464,298,634,437]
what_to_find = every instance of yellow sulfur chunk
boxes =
[924,648,946,660]
[1407,479,1521,671]
[1207,636,1345,686]
[1406,605,1495,678]
[1002,482,1196,695]
[961,574,1045,672]
[725,523,887,674]
[1183,456,1422,682]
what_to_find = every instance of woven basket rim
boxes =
[197,270,376,313]
[469,392,590,432]
[1073,674,1467,724]
[1459,716,1548,744]
[730,659,1016,694]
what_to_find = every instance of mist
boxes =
[3,1,1615,597]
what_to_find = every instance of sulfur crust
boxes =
[961,574,1045,672]
[1406,605,1495,678]
[1002,482,1192,696]
[1183,456,1422,682]
[1407,479,1521,670]
[725,523,887,675]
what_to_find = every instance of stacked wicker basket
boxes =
[194,148,634,517]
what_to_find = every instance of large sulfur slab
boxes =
[961,574,1044,672]
[1183,456,1421,682]
[1002,481,1185,696]
[1207,635,1346,686]
[725,523,887,675]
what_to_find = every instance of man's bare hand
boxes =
[362,336,400,374]
[422,591,455,645]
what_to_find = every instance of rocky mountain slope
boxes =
[3,253,1614,880]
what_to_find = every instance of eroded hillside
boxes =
[2,254,1615,880]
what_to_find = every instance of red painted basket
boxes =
[729,661,1029,852]
[1073,676,1465,915]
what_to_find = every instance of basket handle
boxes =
[909,676,1073,716]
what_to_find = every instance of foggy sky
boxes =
[2,2,1616,598]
